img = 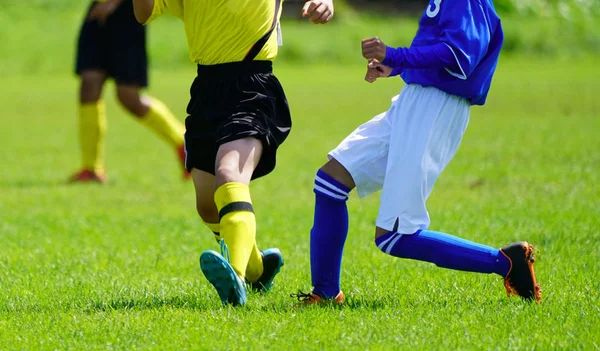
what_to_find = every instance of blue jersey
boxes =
[400,0,503,105]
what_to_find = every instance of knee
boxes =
[312,161,354,201]
[374,229,399,254]
[80,76,104,103]
[215,164,239,185]
[374,227,390,241]
[214,138,263,186]
[116,88,147,117]
[319,159,355,190]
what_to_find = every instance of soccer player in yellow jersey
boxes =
[133,0,334,305]
[71,0,188,183]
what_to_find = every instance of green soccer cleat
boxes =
[248,248,284,293]
[200,245,247,306]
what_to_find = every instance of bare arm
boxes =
[133,0,155,24]
[87,0,125,25]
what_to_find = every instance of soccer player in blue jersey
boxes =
[294,0,542,305]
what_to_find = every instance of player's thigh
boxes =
[376,85,470,233]
[328,109,392,198]
[218,70,290,181]
[185,62,287,182]
[215,137,264,187]
[191,169,218,222]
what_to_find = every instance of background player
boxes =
[133,0,334,306]
[294,0,542,305]
[71,0,187,183]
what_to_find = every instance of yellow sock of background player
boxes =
[139,98,185,147]
[79,101,107,173]
[214,182,264,280]
[203,221,264,282]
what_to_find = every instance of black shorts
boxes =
[184,61,292,180]
[75,0,148,87]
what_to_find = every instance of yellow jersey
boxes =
[145,0,282,65]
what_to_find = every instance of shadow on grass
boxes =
[343,298,390,310]
[87,295,214,313]
[274,293,391,312]
[0,179,71,189]
[0,178,118,189]
[89,293,393,313]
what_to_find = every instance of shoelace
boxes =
[290,291,315,302]
[525,245,535,262]
[503,279,518,296]
[219,239,230,263]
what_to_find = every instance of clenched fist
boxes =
[361,37,387,62]
[365,59,392,83]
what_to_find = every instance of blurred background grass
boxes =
[0,0,598,77]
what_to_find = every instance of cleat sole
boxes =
[200,250,246,306]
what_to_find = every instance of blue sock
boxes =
[375,229,510,276]
[310,169,351,299]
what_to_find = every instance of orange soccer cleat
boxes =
[291,290,345,307]
[500,241,542,304]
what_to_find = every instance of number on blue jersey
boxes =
[426,0,442,18]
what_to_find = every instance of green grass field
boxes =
[1,55,599,350]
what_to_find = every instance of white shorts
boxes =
[328,84,470,233]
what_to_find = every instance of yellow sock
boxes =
[203,221,263,280]
[79,101,107,173]
[214,182,263,280]
[139,98,185,148]
[245,242,264,283]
